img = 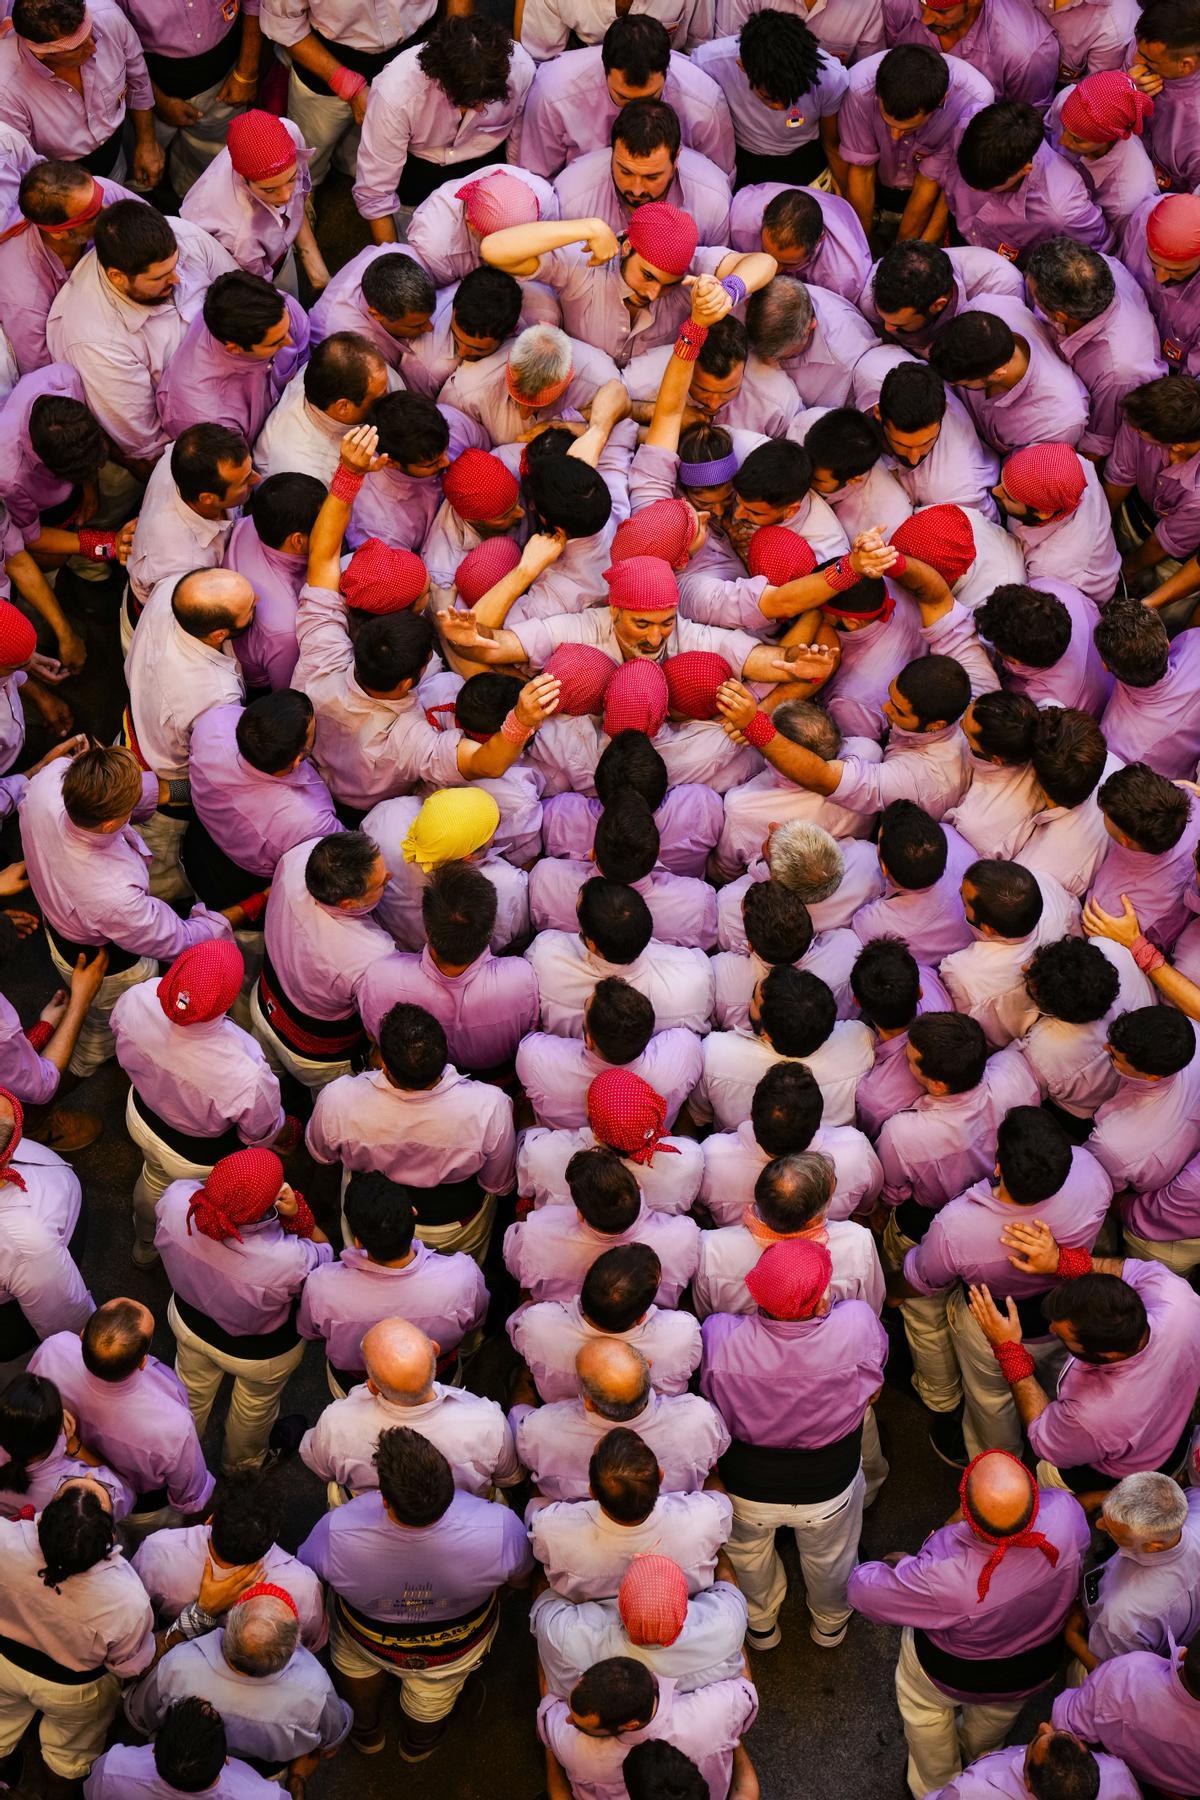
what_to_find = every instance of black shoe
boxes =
[398,1715,448,1763]
[260,1413,308,1472]
[927,1408,969,1469]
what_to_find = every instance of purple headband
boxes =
[678,451,739,487]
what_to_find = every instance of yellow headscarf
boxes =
[401,788,501,873]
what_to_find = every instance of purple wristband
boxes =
[720,274,747,307]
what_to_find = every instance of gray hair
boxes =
[579,1347,651,1421]
[507,324,573,401]
[1103,1472,1189,1542]
[768,821,844,903]
[746,277,814,364]
[773,700,842,761]
[222,1597,299,1678]
[1025,236,1114,326]
[755,1150,837,1231]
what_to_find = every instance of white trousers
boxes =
[125,1089,220,1253]
[328,1610,498,1722]
[285,64,359,182]
[0,1654,119,1779]
[46,937,156,1078]
[138,808,193,903]
[168,1295,305,1472]
[725,1468,865,1634]
[947,1291,1066,1460]
[249,983,352,1091]
[882,1215,961,1413]
[894,1627,1024,1799]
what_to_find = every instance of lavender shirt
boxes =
[701,1302,887,1448]
[1050,88,1158,237]
[261,837,398,1024]
[179,119,309,281]
[554,145,732,251]
[1031,252,1166,460]
[855,973,954,1139]
[853,824,975,963]
[125,1635,350,1765]
[515,1030,704,1131]
[0,7,152,160]
[1004,463,1121,609]
[223,520,307,693]
[956,296,1091,456]
[879,0,1059,108]
[132,1525,326,1650]
[728,183,871,302]
[0,364,86,549]
[712,933,860,1031]
[876,1045,1042,1214]
[157,299,309,446]
[542,787,724,880]
[1142,66,1200,193]
[503,1201,700,1306]
[529,860,717,952]
[692,1021,876,1132]
[1021,940,1156,1119]
[404,161,558,287]
[111,985,283,1147]
[937,141,1110,260]
[1089,1053,1200,1194]
[189,705,340,880]
[299,1383,518,1496]
[1052,1651,1200,1793]
[531,1490,732,1601]
[538,1677,758,1800]
[1089,796,1200,952]
[516,1389,730,1499]
[1106,414,1200,558]
[939,873,1081,1049]
[0,1514,153,1677]
[85,1744,280,1800]
[509,47,735,179]
[1101,629,1200,779]
[699,1120,884,1226]
[509,1295,702,1401]
[358,945,539,1074]
[297,1242,487,1374]
[690,35,848,155]
[155,1182,330,1336]
[930,1745,1141,1800]
[517,1124,703,1217]
[0,1429,134,1523]
[0,1145,92,1338]
[308,1066,516,1195]
[1083,1492,1200,1660]
[838,50,992,191]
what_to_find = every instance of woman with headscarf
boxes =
[110,939,295,1270]
[360,785,531,951]
[155,1148,332,1473]
[0,1086,92,1366]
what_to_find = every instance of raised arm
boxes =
[481,216,619,280]
[645,276,734,454]
[1083,892,1200,1020]
[308,425,389,592]
[715,676,843,792]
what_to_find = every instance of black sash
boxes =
[1058,1412,1195,1495]
[45,920,139,977]
[410,1173,486,1229]
[719,1425,862,1505]
[913,1627,1063,1696]
[174,1293,301,1362]
[145,14,241,97]
[960,1282,1053,1340]
[0,1632,105,1686]
[129,1088,242,1165]
[79,119,124,177]
[895,1197,934,1245]
[182,815,265,912]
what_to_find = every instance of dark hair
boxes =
[894,654,970,728]
[1108,1003,1196,1076]
[12,0,83,37]
[814,567,887,618]
[695,315,748,381]
[0,1374,63,1494]
[1025,238,1115,325]
[1026,1733,1101,1800]
[28,394,105,483]
[1137,0,1200,53]
[586,977,656,1065]
[734,440,812,507]
[964,858,1043,937]
[851,937,921,1031]
[602,14,671,81]
[208,1475,277,1566]
[1093,594,1170,688]
[379,1002,448,1088]
[739,8,823,105]
[202,270,288,350]
[578,879,653,963]
[878,362,947,431]
[353,611,436,691]
[523,425,580,469]
[154,1699,228,1795]
[417,14,515,108]
[595,793,660,885]
[344,1170,417,1261]
[374,1426,454,1525]
[94,200,176,278]
[582,1244,661,1331]
[908,1011,988,1091]
[38,1482,115,1589]
[762,187,823,255]
[755,1150,834,1230]
[566,1148,642,1233]
[750,1062,823,1155]
[878,800,946,890]
[977,584,1071,668]
[18,157,94,226]
[360,252,435,321]
[678,421,735,481]
[369,390,449,468]
[247,471,324,548]
[305,830,380,906]
[235,690,313,776]
[929,311,1016,383]
[525,458,612,540]
[589,1427,660,1523]
[1122,375,1200,444]
[1025,937,1121,1024]
[742,880,813,964]
[876,42,950,118]
[969,690,1038,763]
[81,1299,151,1380]
[623,1742,708,1800]
[594,733,668,812]
[303,332,383,412]
[1031,706,1108,808]
[570,1658,657,1732]
[956,100,1044,189]
[170,423,249,506]
[1099,761,1189,853]
[613,97,681,160]
[804,408,882,483]
[996,1106,1072,1203]
[1043,1273,1149,1358]
[873,240,954,318]
[422,860,497,966]
[453,266,523,343]
[757,966,835,1057]
[454,671,523,739]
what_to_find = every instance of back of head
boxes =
[303,331,383,413]
[977,585,1070,670]
[525,456,612,541]
[0,1373,62,1494]
[804,408,883,486]
[929,311,1016,385]
[202,270,288,352]
[850,936,921,1032]
[28,394,105,485]
[878,800,946,891]
[1102,1471,1189,1544]
[1099,760,1189,853]
[873,239,954,319]
[1109,1003,1195,1076]
[1026,237,1115,326]
[876,42,949,119]
[1024,936,1119,1025]
[171,568,251,642]
[154,1699,228,1796]
[595,792,660,885]
[613,94,682,158]
[374,1425,455,1524]
[37,1482,115,1589]
[61,745,143,830]
[586,977,656,1065]
[576,1340,651,1421]
[1137,0,1200,52]
[623,1741,708,1800]
[761,186,823,257]
[235,690,314,776]
[757,966,835,1057]
[589,1426,660,1523]
[81,1297,151,1380]
[733,439,812,510]
[1044,1272,1149,1357]
[171,423,250,507]
[1123,374,1200,446]
[1026,1733,1101,1800]
[452,265,523,343]
[247,471,325,551]
[94,199,176,279]
[750,1061,823,1156]
[570,1657,657,1734]
[1094,594,1170,688]
[567,1147,642,1233]
[745,279,815,365]
[767,820,843,903]
[738,8,822,107]
[19,157,93,227]
[582,1244,661,1332]
[1031,706,1107,808]
[352,607,436,692]
[969,690,1038,764]
[344,1170,417,1262]
[594,731,668,812]
[742,879,813,964]
[421,859,497,966]
[754,1149,835,1232]
[602,12,670,79]
[895,653,970,730]
[772,699,841,760]
[222,1593,299,1677]
[578,878,653,964]
[908,1011,988,1092]
[359,252,435,323]
[14,0,85,40]
[379,1002,448,1089]
[370,389,449,468]
[996,1106,1072,1204]
[305,830,379,907]
[208,1474,276,1566]
[878,362,947,434]
[965,858,1043,938]
[956,100,1043,189]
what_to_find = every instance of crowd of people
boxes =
[3,0,1200,1795]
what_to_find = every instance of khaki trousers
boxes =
[725,1469,865,1634]
[248,984,352,1091]
[882,1215,960,1413]
[328,1610,498,1722]
[947,1291,1066,1459]
[284,64,359,182]
[1122,1228,1200,1276]
[894,1627,1024,1799]
[47,937,156,1078]
[168,1295,306,1472]
[0,1653,119,1779]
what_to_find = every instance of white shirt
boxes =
[124,580,244,779]
[127,448,235,607]
[692,1217,885,1317]
[525,930,715,1039]
[690,1022,874,1130]
[299,1382,520,1496]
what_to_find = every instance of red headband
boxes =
[958,1451,1059,1603]
[1059,70,1154,144]
[233,1582,299,1619]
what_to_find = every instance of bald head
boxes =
[171,568,257,644]
[963,1451,1036,1537]
[81,1298,154,1382]
[576,1339,651,1421]
[363,1318,437,1404]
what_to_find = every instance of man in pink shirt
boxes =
[1021,935,1156,1123]
[851,936,953,1138]
[1098,597,1200,780]
[531,791,717,951]
[307,246,436,373]
[936,101,1109,260]
[156,272,309,447]
[928,299,1090,456]
[939,861,1081,1049]
[729,182,871,302]
[1104,374,1200,619]
[516,980,704,1130]
[1090,764,1200,952]
[517,1066,703,1217]
[858,240,1023,360]
[853,806,975,964]
[993,444,1120,607]
[0,162,133,377]
[553,102,732,248]
[879,0,1059,109]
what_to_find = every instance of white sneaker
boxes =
[746,1622,781,1651]
[810,1617,850,1649]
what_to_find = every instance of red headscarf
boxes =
[0,1089,26,1191]
[342,538,428,613]
[604,657,669,737]
[443,449,519,524]
[587,1068,680,1166]
[227,111,297,182]
[233,1581,299,1618]
[544,644,619,715]
[959,1450,1060,1603]
[157,940,244,1026]
[1146,194,1200,262]
[626,202,698,277]
[454,537,522,605]
[611,499,697,571]
[618,1555,688,1646]
[890,505,976,587]
[745,1238,832,1318]
[1001,444,1086,523]
[603,556,679,613]
[456,169,540,234]
[1059,70,1154,144]
[0,601,38,671]
[186,1149,284,1244]
[662,650,732,720]
[746,525,817,585]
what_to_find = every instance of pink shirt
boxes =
[525,930,715,1039]
[825,593,924,742]
[699,1118,884,1225]
[0,4,152,160]
[516,1388,730,1499]
[717,841,887,947]
[1030,250,1165,459]
[694,1217,884,1317]
[1021,940,1155,1118]
[0,363,87,547]
[529,859,717,951]
[944,753,1042,862]
[0,1141,91,1339]
[155,1182,331,1336]
[939,872,1081,1049]
[956,295,1091,456]
[1050,89,1158,238]
[879,0,1059,108]
[715,752,880,883]
[517,1123,703,1216]
[718,0,884,58]
[308,1065,517,1195]
[261,836,398,1022]
[531,1490,732,1602]
[157,298,309,446]
[515,1029,704,1130]
[0,1515,153,1678]
[690,35,848,155]
[854,967,954,1139]
[543,786,723,880]
[729,183,870,302]
[857,251,1024,364]
[189,705,341,880]
[554,145,732,251]
[1018,759,1119,900]
[132,1525,326,1651]
[712,931,861,1031]
[838,50,992,191]
[503,1200,701,1305]
[832,724,973,823]
[854,826,975,964]
[691,1020,875,1131]
[1004,461,1121,608]
[701,1301,888,1446]
[774,284,878,411]
[876,1044,1042,1213]
[1089,796,1200,952]
[936,141,1110,260]
[538,1678,758,1800]
[0,994,60,1109]
[1088,1054,1200,1193]
[180,118,309,279]
[405,160,558,286]
[1101,630,1200,780]
[1052,1653,1200,1798]
[509,1294,702,1400]
[299,1383,518,1495]
[111,983,283,1146]
[297,1242,487,1375]
[358,944,539,1073]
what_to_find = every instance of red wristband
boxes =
[500,709,534,745]
[743,710,777,749]
[238,889,270,927]
[992,1340,1035,1384]
[887,550,908,576]
[1130,933,1166,973]
[280,1192,317,1239]
[1056,1245,1093,1279]
[824,555,859,594]
[77,528,117,561]
[25,1020,53,1052]
[674,320,709,362]
[329,464,366,504]
[328,65,367,102]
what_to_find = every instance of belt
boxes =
[131,1486,168,1515]
[45,920,139,978]
[80,119,124,178]
[130,1088,242,1165]
[256,954,365,1059]
[145,15,241,96]
[0,1633,105,1686]
[174,1293,301,1362]
[914,1627,1063,1697]
[336,1590,497,1670]
[182,815,265,912]
[719,1426,862,1505]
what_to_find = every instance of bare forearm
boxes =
[286,30,344,80]
[6,551,71,637]
[1145,554,1200,611]
[846,165,875,237]
[1150,960,1200,1019]
[235,12,262,77]
[1009,1372,1051,1427]
[42,999,90,1075]
[308,490,352,590]
[482,218,594,277]
[898,174,940,242]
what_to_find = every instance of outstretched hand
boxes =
[338,423,389,477]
